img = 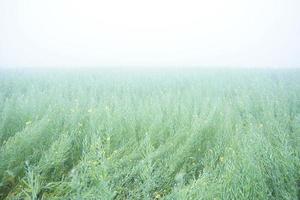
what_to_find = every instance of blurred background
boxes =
[0,0,299,69]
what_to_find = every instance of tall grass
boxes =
[0,69,299,199]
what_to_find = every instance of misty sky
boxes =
[0,0,299,68]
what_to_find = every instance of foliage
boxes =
[0,69,299,199]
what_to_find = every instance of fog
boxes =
[0,0,299,69]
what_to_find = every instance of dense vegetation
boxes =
[0,69,299,199]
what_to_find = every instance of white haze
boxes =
[0,0,299,69]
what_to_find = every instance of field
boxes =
[0,69,299,199]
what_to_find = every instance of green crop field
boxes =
[0,69,299,200]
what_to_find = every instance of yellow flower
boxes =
[154,192,161,199]
[219,156,224,163]
[25,121,32,125]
